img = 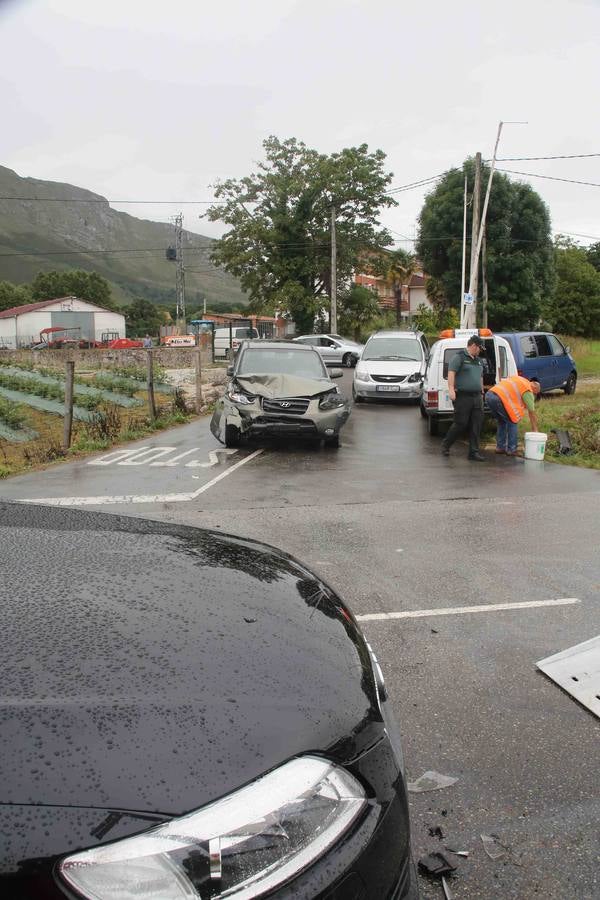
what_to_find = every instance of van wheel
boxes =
[427,415,439,436]
[342,353,353,368]
[224,424,241,448]
[564,372,577,395]
[419,401,427,419]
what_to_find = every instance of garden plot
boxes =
[0,385,96,421]
[0,397,37,443]
[0,367,143,408]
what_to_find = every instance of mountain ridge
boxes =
[0,165,246,309]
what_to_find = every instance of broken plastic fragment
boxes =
[480,833,507,860]
[442,875,453,900]
[418,852,457,877]
[407,771,458,793]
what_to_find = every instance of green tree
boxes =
[543,239,600,336]
[125,298,166,337]
[584,241,600,273]
[0,280,32,312]
[31,269,117,309]
[416,159,555,330]
[206,136,396,330]
[338,285,383,342]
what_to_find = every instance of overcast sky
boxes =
[2,0,599,249]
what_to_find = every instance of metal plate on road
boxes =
[537,635,600,719]
[376,385,400,392]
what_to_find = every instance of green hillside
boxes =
[0,166,247,309]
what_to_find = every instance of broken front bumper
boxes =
[212,395,350,442]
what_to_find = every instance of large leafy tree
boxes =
[206,136,396,334]
[31,269,117,310]
[416,159,555,330]
[125,298,169,337]
[543,238,600,336]
[338,285,386,342]
[0,280,32,312]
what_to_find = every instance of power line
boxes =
[496,153,600,161]
[497,169,600,188]
[385,174,445,195]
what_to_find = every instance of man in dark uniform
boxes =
[441,335,486,461]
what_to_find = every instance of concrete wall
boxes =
[0,347,213,370]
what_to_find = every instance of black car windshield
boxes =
[237,348,327,379]
[363,338,423,361]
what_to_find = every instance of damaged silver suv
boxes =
[210,340,351,448]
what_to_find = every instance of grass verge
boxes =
[521,385,600,469]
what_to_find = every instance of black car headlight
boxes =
[407,372,423,383]
[59,756,367,899]
[227,389,256,405]
[319,392,346,410]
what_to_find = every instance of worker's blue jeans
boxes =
[486,391,518,452]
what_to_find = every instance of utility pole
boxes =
[330,204,337,334]
[173,213,186,332]
[464,152,481,328]
[460,174,468,323]
[482,225,489,328]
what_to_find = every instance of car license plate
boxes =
[376,384,400,392]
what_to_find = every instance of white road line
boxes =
[88,446,151,466]
[20,449,264,507]
[186,449,238,468]
[357,598,580,622]
[150,448,203,467]
[119,447,178,465]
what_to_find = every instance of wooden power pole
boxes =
[464,152,481,328]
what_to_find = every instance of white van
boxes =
[421,329,517,435]
[213,326,259,361]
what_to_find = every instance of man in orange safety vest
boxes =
[486,375,540,455]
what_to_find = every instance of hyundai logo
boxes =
[279,401,291,408]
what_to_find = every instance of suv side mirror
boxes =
[226,365,234,376]
[565,346,571,354]
[330,368,343,379]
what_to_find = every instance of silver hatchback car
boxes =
[353,330,429,403]
[293,334,364,367]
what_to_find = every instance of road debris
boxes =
[428,826,444,839]
[537,634,600,719]
[480,833,508,860]
[407,771,458,793]
[446,847,469,857]
[442,875,453,899]
[418,852,457,877]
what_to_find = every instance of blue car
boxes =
[497,332,577,394]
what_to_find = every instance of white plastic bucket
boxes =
[524,431,548,461]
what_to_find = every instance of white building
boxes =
[0,296,126,348]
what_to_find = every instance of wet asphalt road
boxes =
[2,370,599,899]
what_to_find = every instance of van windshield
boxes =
[363,338,422,361]
[237,348,326,379]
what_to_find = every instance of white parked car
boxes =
[293,334,363,367]
[352,330,429,403]
[421,328,518,435]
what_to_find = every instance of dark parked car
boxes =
[1,502,417,900]
[497,332,577,394]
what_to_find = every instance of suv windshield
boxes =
[237,348,327,379]
[363,338,423,362]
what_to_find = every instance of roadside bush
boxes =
[83,403,122,442]
[0,396,27,429]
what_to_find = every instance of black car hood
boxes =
[1,503,382,820]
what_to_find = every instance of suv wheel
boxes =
[225,424,241,448]
[564,372,577,395]
[427,415,439,436]
[324,435,340,448]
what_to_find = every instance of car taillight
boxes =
[425,390,439,408]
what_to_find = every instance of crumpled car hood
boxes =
[234,373,334,398]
